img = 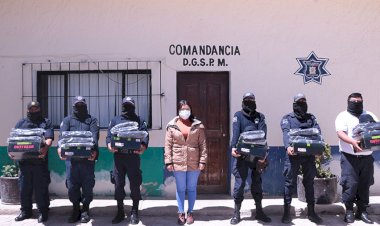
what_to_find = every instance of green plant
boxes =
[315,144,334,178]
[1,164,19,177]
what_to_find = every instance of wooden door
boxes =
[177,72,229,193]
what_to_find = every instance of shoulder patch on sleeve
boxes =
[281,118,289,125]
[232,116,238,123]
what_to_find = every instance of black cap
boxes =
[243,92,255,101]
[122,96,135,106]
[27,101,40,110]
[73,96,86,106]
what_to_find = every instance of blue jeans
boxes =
[173,170,201,213]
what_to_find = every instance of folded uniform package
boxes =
[236,131,268,160]
[288,128,320,136]
[110,122,139,134]
[353,123,380,152]
[10,128,46,137]
[61,131,93,138]
[289,128,325,155]
[290,136,325,155]
[7,135,43,159]
[110,122,148,153]
[59,131,94,158]
[111,131,148,153]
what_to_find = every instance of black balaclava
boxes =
[122,103,136,118]
[347,100,363,117]
[27,110,43,122]
[242,99,257,116]
[293,101,308,120]
[73,104,88,120]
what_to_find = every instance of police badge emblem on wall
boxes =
[295,51,331,85]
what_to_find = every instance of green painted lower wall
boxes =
[0,146,164,196]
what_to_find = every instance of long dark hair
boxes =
[178,99,195,122]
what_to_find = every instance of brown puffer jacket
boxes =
[164,117,207,171]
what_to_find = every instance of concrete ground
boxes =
[1,195,380,225]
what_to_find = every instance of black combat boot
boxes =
[15,211,32,221]
[112,200,125,224]
[255,201,271,222]
[37,209,48,223]
[344,203,355,223]
[80,203,91,223]
[307,204,323,224]
[67,203,81,223]
[230,203,241,225]
[356,205,374,224]
[281,204,291,224]
[130,200,140,225]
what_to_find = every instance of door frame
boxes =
[176,71,230,194]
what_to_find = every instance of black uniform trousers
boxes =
[65,159,95,206]
[18,160,50,213]
[283,154,316,205]
[113,153,142,202]
[232,157,263,204]
[340,152,374,209]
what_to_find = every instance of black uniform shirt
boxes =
[230,110,267,149]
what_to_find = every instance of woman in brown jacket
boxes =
[164,100,207,225]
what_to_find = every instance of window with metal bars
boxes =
[22,61,163,130]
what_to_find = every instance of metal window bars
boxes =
[22,60,163,130]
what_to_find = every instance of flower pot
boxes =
[0,177,20,204]
[297,174,337,204]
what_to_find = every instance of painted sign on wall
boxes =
[169,44,240,67]
[295,51,331,84]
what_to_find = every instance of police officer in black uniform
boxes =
[230,92,271,225]
[280,93,322,224]
[12,101,53,223]
[106,97,149,224]
[58,96,99,223]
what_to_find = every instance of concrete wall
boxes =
[1,0,380,196]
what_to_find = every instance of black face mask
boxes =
[293,102,308,119]
[122,104,136,117]
[347,101,363,117]
[27,111,42,122]
[73,105,88,120]
[242,100,256,114]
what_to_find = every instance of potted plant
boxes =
[0,163,20,204]
[297,144,338,204]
